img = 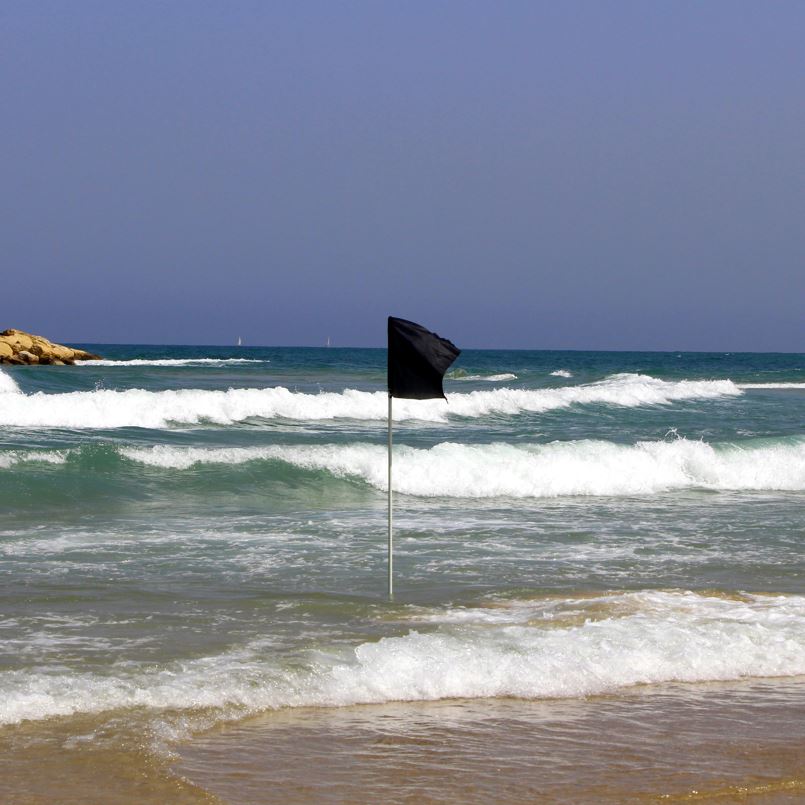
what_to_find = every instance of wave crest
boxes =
[452,372,518,382]
[122,435,805,497]
[76,358,267,367]
[738,382,805,389]
[1,591,803,725]
[0,369,21,395]
[0,450,66,470]
[0,374,741,429]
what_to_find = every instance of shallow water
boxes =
[1,346,803,801]
[178,680,805,804]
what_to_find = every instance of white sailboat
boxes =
[237,336,243,347]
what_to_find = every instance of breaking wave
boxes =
[0,369,21,395]
[0,450,66,470]
[1,590,803,726]
[738,382,805,389]
[75,358,266,367]
[452,372,518,382]
[0,373,741,429]
[550,369,573,378]
[122,435,805,497]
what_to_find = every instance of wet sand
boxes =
[175,678,805,804]
[2,678,804,803]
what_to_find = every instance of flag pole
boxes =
[386,316,459,601]
[387,393,393,600]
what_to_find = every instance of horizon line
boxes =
[60,341,805,356]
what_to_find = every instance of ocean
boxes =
[1,346,804,803]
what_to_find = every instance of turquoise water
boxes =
[1,346,804,795]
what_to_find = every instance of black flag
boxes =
[387,317,461,400]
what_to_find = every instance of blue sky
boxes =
[2,1,804,350]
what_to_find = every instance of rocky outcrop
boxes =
[0,329,102,365]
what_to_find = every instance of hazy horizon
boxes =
[49,337,805,355]
[3,1,804,351]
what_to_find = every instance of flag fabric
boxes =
[387,317,461,400]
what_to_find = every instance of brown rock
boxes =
[49,344,75,361]
[0,329,102,364]
[6,333,33,351]
[29,337,53,357]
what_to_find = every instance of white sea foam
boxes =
[75,358,266,367]
[1,591,803,726]
[122,436,805,497]
[454,373,518,382]
[550,369,573,378]
[0,450,67,469]
[738,382,805,389]
[0,374,741,429]
[0,369,22,395]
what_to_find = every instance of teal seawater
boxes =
[0,347,804,730]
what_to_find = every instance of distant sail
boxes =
[326,336,331,348]
[237,336,243,347]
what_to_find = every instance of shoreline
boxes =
[6,677,803,804]
[176,677,805,803]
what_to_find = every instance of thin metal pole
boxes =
[387,393,393,600]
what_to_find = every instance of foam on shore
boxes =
[1,590,803,726]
